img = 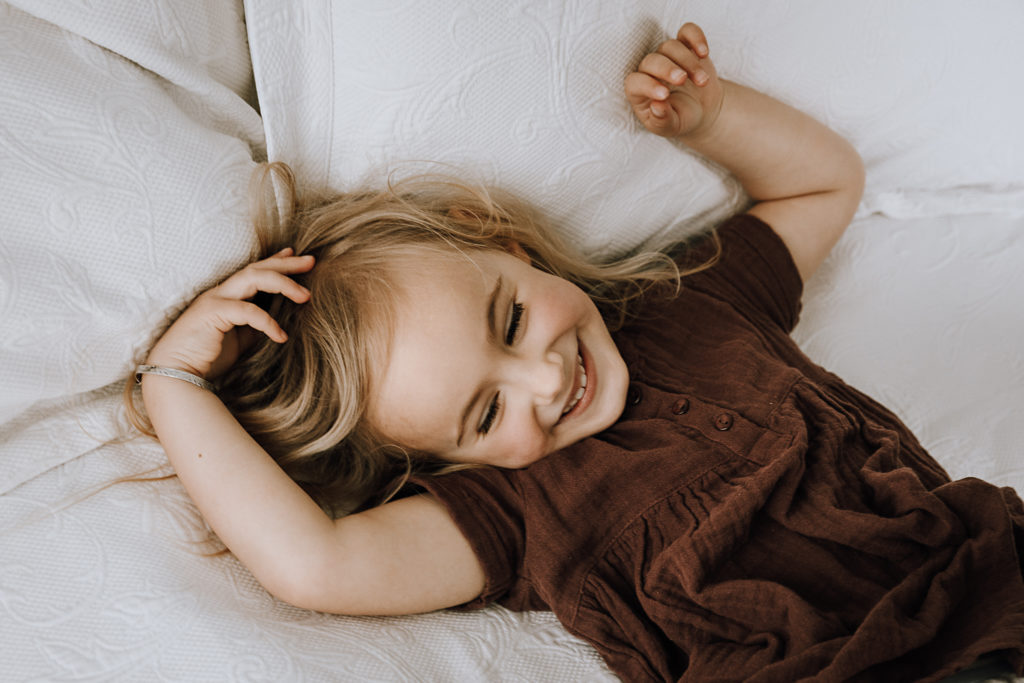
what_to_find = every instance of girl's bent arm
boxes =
[627,23,865,281]
[685,80,864,282]
[139,251,485,615]
[141,375,486,615]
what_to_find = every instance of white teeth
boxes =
[562,354,588,415]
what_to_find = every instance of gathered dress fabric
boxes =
[412,214,1024,682]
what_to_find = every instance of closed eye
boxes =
[479,301,524,436]
[505,301,524,345]
[479,301,522,437]
[479,393,501,435]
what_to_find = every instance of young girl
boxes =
[133,24,1024,682]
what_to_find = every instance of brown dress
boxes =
[413,215,1024,682]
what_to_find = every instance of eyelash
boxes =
[505,301,524,345]
[479,300,525,435]
[479,394,501,435]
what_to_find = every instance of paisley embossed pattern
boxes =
[0,0,263,487]
[0,439,617,681]
[2,0,1024,680]
[247,0,1024,259]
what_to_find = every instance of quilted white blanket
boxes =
[2,1,1023,681]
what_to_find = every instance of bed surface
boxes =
[2,0,1023,680]
[4,209,1022,681]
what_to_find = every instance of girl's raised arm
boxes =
[139,252,485,615]
[626,23,865,282]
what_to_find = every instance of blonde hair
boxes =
[128,163,719,516]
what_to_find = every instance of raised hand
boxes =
[145,248,315,381]
[625,23,724,140]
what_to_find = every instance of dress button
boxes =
[627,385,642,406]
[714,413,734,431]
[672,398,690,415]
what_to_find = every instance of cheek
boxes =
[530,280,590,329]
[497,426,551,468]
[505,446,548,469]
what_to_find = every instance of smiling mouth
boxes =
[562,353,587,415]
[559,343,595,422]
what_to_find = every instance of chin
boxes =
[578,352,629,442]
[595,367,629,430]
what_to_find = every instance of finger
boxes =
[657,38,710,86]
[219,300,289,343]
[258,249,316,274]
[638,53,689,87]
[223,255,316,296]
[217,267,312,304]
[624,71,671,106]
[262,253,316,275]
[650,100,669,120]
[624,75,681,131]
[676,22,709,58]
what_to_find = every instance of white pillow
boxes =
[0,3,260,435]
[246,0,745,259]
[682,1,1024,219]
[246,0,1024,258]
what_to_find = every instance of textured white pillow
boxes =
[683,1,1024,219]
[247,0,1024,259]
[0,2,261,432]
[246,0,746,259]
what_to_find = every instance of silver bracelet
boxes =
[135,365,217,392]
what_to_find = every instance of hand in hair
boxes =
[145,248,315,382]
[624,22,724,140]
[136,240,485,613]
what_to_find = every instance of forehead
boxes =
[389,250,497,326]
[365,250,502,452]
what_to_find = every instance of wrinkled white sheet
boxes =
[0,0,261,490]
[4,211,1022,682]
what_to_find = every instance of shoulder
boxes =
[664,213,804,333]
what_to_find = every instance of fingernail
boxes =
[670,69,685,83]
[695,70,708,85]
[655,86,670,99]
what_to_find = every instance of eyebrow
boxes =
[456,275,503,447]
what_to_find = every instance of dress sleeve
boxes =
[677,213,804,333]
[411,467,525,608]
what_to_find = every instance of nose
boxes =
[515,350,563,406]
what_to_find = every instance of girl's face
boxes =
[366,246,629,468]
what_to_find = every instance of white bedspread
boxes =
[3,210,1022,681]
[0,0,261,491]
[2,1,1023,681]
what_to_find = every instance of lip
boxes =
[559,339,595,423]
